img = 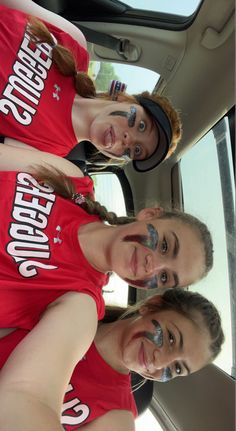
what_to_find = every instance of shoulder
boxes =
[2,139,84,178]
[1,0,87,49]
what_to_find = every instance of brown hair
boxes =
[97,91,182,158]
[28,16,96,98]
[34,166,213,279]
[28,17,182,160]
[121,288,224,362]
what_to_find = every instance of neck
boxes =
[94,320,130,374]
[78,222,120,273]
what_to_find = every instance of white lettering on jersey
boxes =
[0,27,53,125]
[7,173,58,278]
[61,383,90,428]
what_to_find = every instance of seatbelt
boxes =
[73,23,140,61]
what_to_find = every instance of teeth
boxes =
[105,131,113,148]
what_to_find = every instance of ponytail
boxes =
[28,16,96,98]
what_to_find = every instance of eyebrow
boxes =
[172,322,191,375]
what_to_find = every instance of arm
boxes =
[1,138,84,177]
[77,410,135,431]
[0,0,87,49]
[0,292,97,431]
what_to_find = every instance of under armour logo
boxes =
[53,225,62,244]
[53,84,61,101]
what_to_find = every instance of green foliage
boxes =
[95,62,120,92]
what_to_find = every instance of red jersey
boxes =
[0,171,108,329]
[0,5,89,156]
[0,330,138,429]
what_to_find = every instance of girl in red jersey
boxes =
[0,1,182,172]
[0,144,215,429]
[0,289,224,431]
[0,142,214,331]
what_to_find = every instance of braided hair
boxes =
[28,16,96,98]
[33,165,134,226]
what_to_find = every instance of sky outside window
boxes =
[121,0,201,16]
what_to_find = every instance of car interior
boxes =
[34,0,235,429]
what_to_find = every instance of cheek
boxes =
[89,121,103,143]
[122,336,140,366]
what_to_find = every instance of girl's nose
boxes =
[153,348,176,370]
[123,132,129,146]
[145,253,164,275]
[145,254,153,274]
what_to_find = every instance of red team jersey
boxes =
[0,330,138,429]
[0,171,108,329]
[0,5,89,156]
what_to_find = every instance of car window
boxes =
[181,116,235,377]
[91,172,129,307]
[117,0,202,16]
[136,408,163,430]
[88,61,160,93]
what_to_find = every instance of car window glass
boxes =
[181,116,235,376]
[119,0,202,16]
[136,408,163,430]
[88,61,159,93]
[91,172,128,307]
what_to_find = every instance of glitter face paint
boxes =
[109,105,137,128]
[123,223,159,289]
[143,319,163,347]
[124,276,158,289]
[109,106,137,160]
[160,367,172,382]
[143,320,173,382]
[123,223,158,251]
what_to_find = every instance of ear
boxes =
[139,295,163,316]
[139,304,149,316]
[136,207,164,221]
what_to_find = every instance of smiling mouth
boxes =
[139,342,149,372]
[103,126,115,150]
[130,247,137,276]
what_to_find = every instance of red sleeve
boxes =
[70,176,95,198]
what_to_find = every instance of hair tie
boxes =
[109,80,127,101]
[72,193,86,205]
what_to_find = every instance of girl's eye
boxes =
[161,238,168,254]
[160,271,168,285]
[134,144,142,157]
[168,331,175,345]
[175,362,182,376]
[139,120,146,132]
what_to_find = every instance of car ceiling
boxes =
[64,0,235,160]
